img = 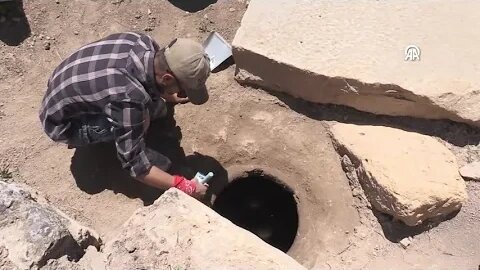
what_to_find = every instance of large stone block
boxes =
[233,0,480,126]
[330,124,468,226]
[104,189,306,270]
[0,181,101,269]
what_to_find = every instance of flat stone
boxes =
[459,162,480,181]
[233,0,480,127]
[104,189,306,270]
[330,124,468,226]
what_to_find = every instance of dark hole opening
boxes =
[212,174,299,252]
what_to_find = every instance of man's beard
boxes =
[161,82,179,95]
[177,89,187,98]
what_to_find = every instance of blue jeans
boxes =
[67,115,114,146]
[67,115,171,171]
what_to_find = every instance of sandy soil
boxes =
[0,1,479,269]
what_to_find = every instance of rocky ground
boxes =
[0,0,479,269]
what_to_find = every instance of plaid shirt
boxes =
[39,32,167,177]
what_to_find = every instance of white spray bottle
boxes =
[193,172,214,185]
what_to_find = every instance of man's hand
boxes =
[162,93,189,104]
[138,168,208,199]
[173,175,209,199]
[192,179,208,198]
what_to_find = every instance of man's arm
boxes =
[137,166,207,198]
[105,97,207,197]
[136,165,174,190]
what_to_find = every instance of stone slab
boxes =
[104,189,306,270]
[233,0,480,126]
[330,123,468,226]
[459,161,480,181]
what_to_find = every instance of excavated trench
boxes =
[212,171,299,252]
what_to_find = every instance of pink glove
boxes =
[173,175,196,196]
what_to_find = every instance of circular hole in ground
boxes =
[212,173,299,252]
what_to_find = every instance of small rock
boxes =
[155,250,168,256]
[203,14,208,20]
[147,9,152,15]
[44,41,51,50]
[229,7,236,12]
[144,26,153,32]
[46,36,51,40]
[351,188,362,197]
[399,237,411,249]
[459,161,480,181]
[125,242,136,253]
[55,0,60,3]
[73,31,79,35]
[357,231,367,240]
[134,14,141,19]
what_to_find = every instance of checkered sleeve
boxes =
[105,89,151,178]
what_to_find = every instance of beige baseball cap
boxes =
[164,38,211,105]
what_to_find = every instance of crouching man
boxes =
[39,32,211,198]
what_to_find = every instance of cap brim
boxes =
[185,84,209,105]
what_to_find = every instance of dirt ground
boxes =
[0,0,479,269]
